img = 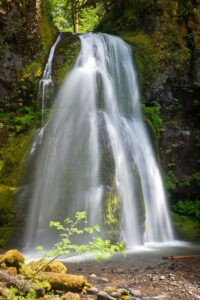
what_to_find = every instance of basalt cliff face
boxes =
[0,0,56,248]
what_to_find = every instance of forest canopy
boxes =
[44,0,106,33]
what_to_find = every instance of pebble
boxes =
[87,287,99,294]
[110,292,121,298]
[160,275,166,280]
[129,288,142,297]
[99,277,109,283]
[97,291,115,300]
[104,287,116,294]
[90,274,97,278]
[116,288,128,295]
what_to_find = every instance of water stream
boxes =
[25,33,174,249]
[38,34,61,125]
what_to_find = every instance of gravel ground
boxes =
[66,257,200,300]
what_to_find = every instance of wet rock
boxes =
[112,268,124,274]
[110,292,121,298]
[129,288,142,297]
[90,274,97,278]
[97,291,115,300]
[104,287,116,294]
[61,292,80,300]
[116,289,128,295]
[99,277,109,283]
[87,287,99,294]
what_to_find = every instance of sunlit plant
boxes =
[36,211,125,274]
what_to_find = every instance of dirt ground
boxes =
[66,256,200,300]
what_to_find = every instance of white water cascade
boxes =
[38,34,61,125]
[25,33,174,248]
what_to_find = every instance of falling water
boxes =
[38,34,61,125]
[25,33,174,248]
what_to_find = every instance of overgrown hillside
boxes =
[0,0,56,248]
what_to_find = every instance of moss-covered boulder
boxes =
[20,259,67,276]
[36,272,91,294]
[0,249,25,269]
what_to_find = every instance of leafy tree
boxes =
[44,0,105,33]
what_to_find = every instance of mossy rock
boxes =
[0,249,25,269]
[52,33,80,86]
[0,128,36,187]
[36,272,91,294]
[62,292,80,300]
[172,213,200,241]
[121,296,131,300]
[104,186,121,243]
[4,266,18,276]
[0,185,16,247]
[20,258,67,275]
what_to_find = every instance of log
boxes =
[36,272,91,294]
[163,255,200,260]
[0,271,45,297]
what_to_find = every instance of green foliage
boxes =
[141,104,163,138]
[44,0,104,32]
[172,213,200,240]
[37,211,125,272]
[164,170,178,190]
[170,120,180,130]
[195,136,200,147]
[0,128,36,186]
[0,106,40,134]
[192,172,200,186]
[26,289,37,299]
[104,187,121,243]
[173,199,200,221]
[165,149,171,154]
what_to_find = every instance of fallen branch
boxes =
[163,255,200,260]
[0,271,45,297]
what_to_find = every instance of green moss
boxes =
[0,128,35,187]
[104,186,121,243]
[52,36,80,86]
[0,128,35,248]
[20,9,57,103]
[172,213,200,241]
[0,185,16,248]
[121,31,157,91]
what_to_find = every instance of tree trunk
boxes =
[72,0,79,33]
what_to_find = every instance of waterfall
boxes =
[38,34,61,125]
[25,33,174,249]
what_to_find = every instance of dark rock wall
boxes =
[0,0,56,248]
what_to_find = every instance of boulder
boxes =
[20,259,67,275]
[36,272,91,294]
[97,291,115,300]
[0,250,24,269]
[61,292,80,300]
